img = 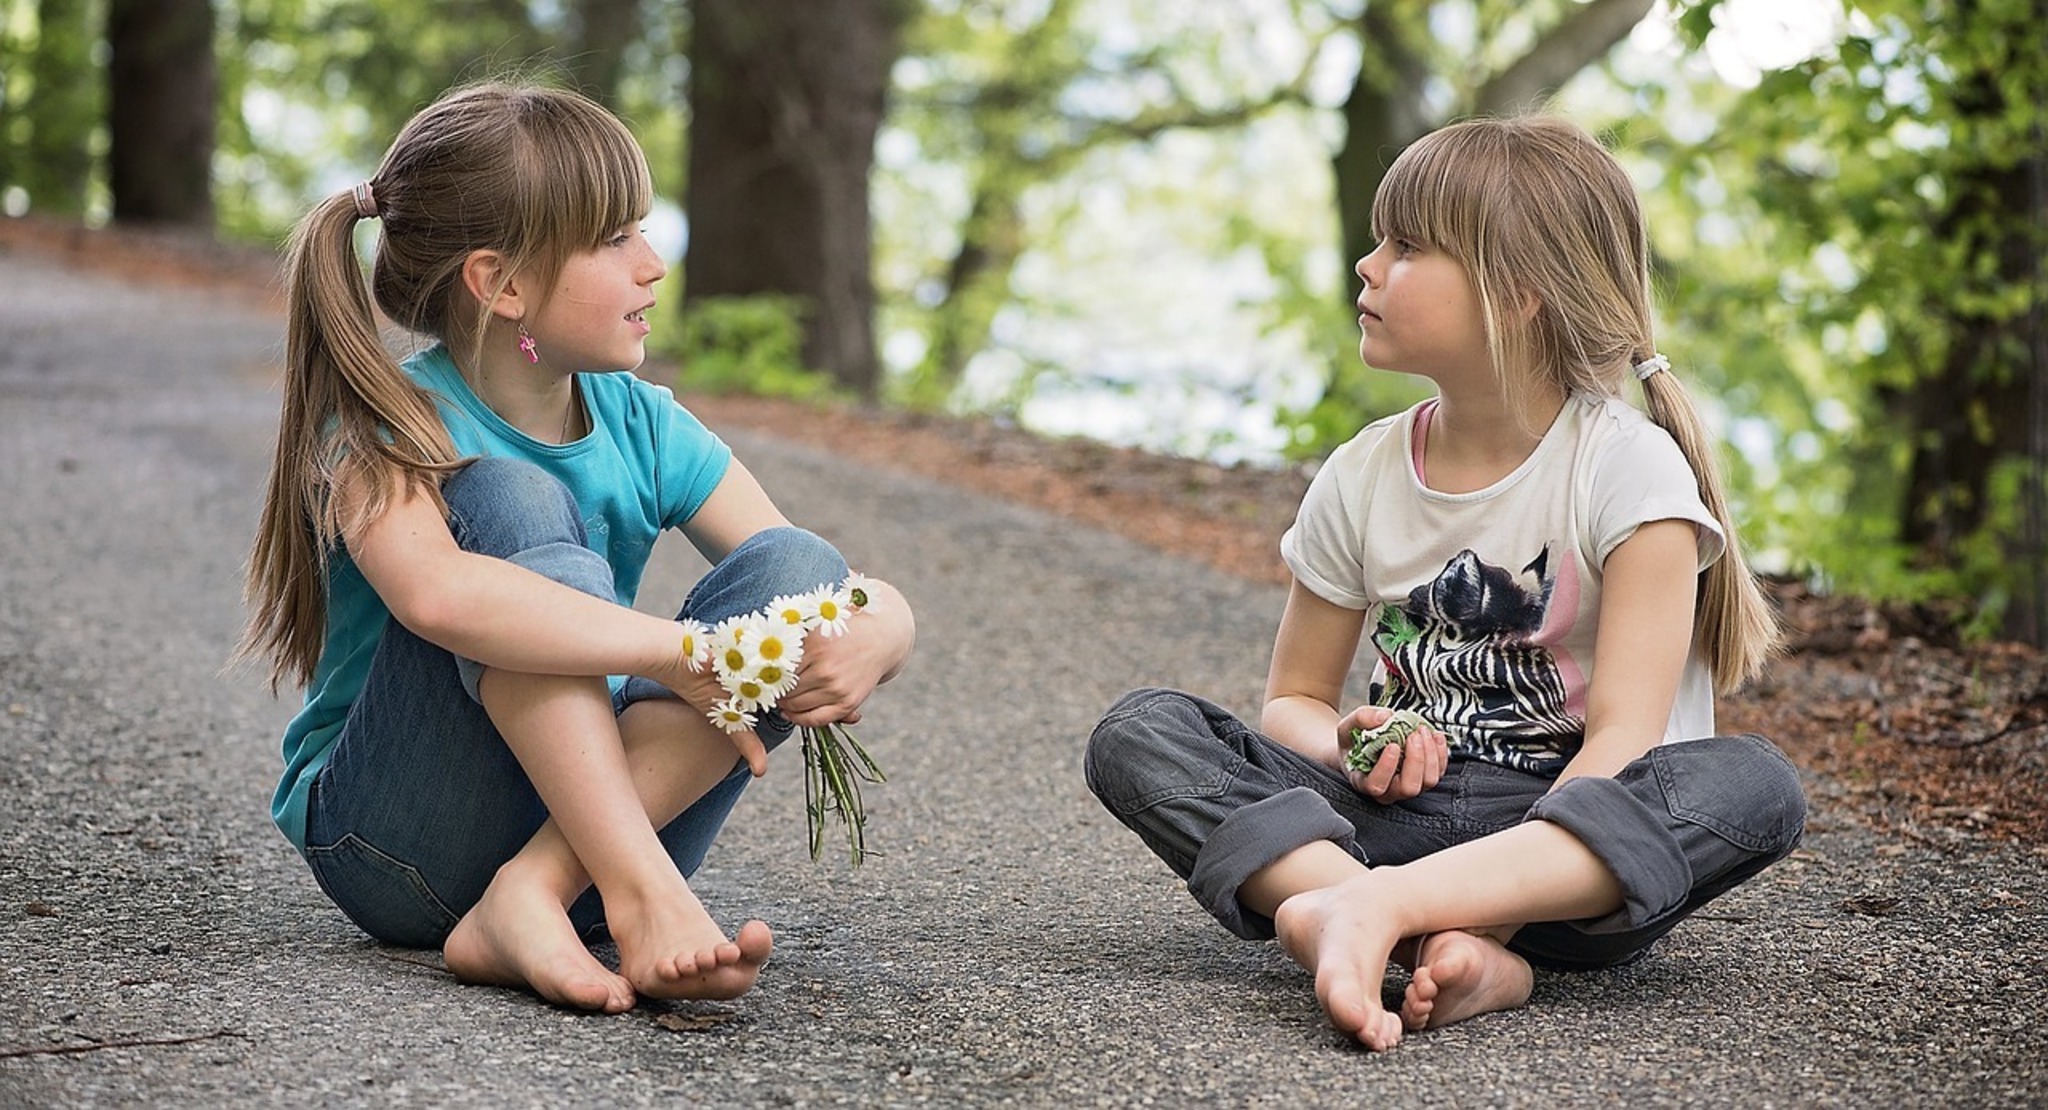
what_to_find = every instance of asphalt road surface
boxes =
[3,246,2045,1107]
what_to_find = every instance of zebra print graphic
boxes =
[1369,546,1582,774]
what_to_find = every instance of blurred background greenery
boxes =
[1,0,2043,643]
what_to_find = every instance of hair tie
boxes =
[1633,354,1670,381]
[351,181,379,219]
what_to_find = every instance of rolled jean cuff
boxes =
[455,541,619,703]
[1188,786,1357,941]
[1525,775,1691,933]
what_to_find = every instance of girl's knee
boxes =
[730,526,849,593]
[1084,688,1213,805]
[679,527,849,626]
[1676,734,1808,855]
[443,457,586,556]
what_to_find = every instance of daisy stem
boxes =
[800,723,886,866]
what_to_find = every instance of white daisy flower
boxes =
[706,697,756,734]
[711,614,769,679]
[729,675,770,708]
[752,659,801,702]
[766,593,817,630]
[750,622,805,671]
[676,619,710,673]
[810,586,854,638]
[841,571,876,609]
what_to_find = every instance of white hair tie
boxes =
[1633,354,1670,381]
[351,181,379,219]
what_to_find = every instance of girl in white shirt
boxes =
[1085,115,1802,1051]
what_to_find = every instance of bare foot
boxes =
[606,883,774,1001]
[1273,874,1406,1051]
[1401,930,1533,1032]
[445,877,636,1014]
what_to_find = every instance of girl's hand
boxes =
[1339,706,1449,803]
[776,616,894,727]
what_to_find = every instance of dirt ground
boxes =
[7,213,2043,847]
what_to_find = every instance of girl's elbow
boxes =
[383,584,464,643]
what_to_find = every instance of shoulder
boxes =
[584,372,715,434]
[1565,395,1698,496]
[1577,393,1679,450]
[581,369,678,411]
[1317,404,1419,484]
[400,343,455,381]
[1567,394,1724,567]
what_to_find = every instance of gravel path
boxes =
[2,247,2045,1107]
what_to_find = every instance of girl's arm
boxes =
[342,471,697,690]
[676,459,794,563]
[1559,517,1701,786]
[680,459,917,728]
[1262,580,1447,802]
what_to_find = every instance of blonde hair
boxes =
[238,82,654,690]
[1371,115,1780,690]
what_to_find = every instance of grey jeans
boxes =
[1084,687,1807,970]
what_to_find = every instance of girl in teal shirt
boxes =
[239,82,915,1013]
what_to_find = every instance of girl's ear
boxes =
[460,249,527,322]
[1519,291,1542,322]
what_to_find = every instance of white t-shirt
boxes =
[1279,393,1725,775]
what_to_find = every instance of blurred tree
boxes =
[0,0,100,217]
[881,1,1655,421]
[106,0,214,227]
[1657,0,2048,643]
[1332,0,1653,285]
[563,0,642,109]
[685,0,909,397]
[891,0,1324,407]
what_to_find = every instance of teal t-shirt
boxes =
[270,345,732,851]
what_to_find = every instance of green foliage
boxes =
[880,0,1334,414]
[1648,0,2048,640]
[661,295,848,403]
[0,0,104,219]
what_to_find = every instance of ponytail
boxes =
[1636,361,1783,691]
[234,188,462,691]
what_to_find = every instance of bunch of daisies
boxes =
[679,573,886,865]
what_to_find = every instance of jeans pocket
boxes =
[1084,717,1237,820]
[305,834,461,948]
[1652,735,1806,854]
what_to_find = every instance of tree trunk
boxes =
[1330,0,1653,298]
[1894,18,2048,642]
[567,0,643,109]
[684,0,904,397]
[105,0,214,229]
[1330,4,1432,295]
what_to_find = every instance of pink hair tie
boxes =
[1633,354,1670,381]
[351,182,379,219]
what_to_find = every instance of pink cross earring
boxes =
[517,326,539,364]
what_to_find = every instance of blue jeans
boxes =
[302,457,847,948]
[1084,688,1807,970]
